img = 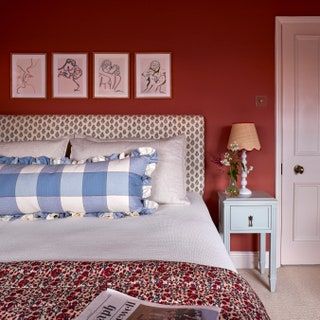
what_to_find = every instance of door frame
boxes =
[275,16,320,265]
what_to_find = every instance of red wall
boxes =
[1,0,320,250]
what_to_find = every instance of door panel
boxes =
[281,20,320,264]
[293,184,320,241]
[295,36,320,155]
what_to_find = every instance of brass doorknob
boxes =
[294,165,304,174]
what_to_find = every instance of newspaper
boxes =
[76,289,220,320]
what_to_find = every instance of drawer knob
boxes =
[248,215,253,227]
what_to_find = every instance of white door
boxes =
[279,17,320,264]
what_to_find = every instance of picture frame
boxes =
[93,53,129,98]
[135,53,171,98]
[11,53,46,98]
[52,53,88,98]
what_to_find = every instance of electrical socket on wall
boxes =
[255,95,267,107]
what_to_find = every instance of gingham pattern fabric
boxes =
[0,156,70,165]
[0,148,158,217]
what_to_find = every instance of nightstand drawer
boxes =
[230,206,271,230]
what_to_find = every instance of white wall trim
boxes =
[276,16,320,24]
[231,251,270,269]
[275,16,320,266]
[275,16,283,269]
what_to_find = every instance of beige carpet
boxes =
[239,266,320,320]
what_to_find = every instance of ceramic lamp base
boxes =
[239,187,252,196]
[240,150,252,197]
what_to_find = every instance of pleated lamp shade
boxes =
[227,123,261,151]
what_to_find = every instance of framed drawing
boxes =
[52,53,88,98]
[135,53,171,98]
[11,53,46,98]
[94,53,129,98]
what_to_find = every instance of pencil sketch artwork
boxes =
[94,53,129,98]
[99,59,122,93]
[11,54,46,98]
[141,60,166,94]
[58,58,83,92]
[16,58,38,94]
[53,54,87,98]
[136,53,171,98]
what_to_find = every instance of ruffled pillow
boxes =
[0,148,158,221]
[0,156,70,165]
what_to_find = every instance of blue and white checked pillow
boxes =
[0,155,70,165]
[0,148,158,221]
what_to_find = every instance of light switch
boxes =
[255,95,267,107]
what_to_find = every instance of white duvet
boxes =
[0,192,236,272]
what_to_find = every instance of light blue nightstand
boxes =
[218,191,277,292]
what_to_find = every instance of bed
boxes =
[0,115,269,319]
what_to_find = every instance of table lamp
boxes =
[227,123,261,195]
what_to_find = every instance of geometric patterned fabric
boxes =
[0,115,204,193]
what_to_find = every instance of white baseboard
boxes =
[230,251,270,269]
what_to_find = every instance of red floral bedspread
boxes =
[0,261,269,320]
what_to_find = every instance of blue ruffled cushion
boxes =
[0,148,158,221]
[0,156,71,165]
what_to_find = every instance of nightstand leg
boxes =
[223,231,230,254]
[269,229,277,292]
[259,233,266,274]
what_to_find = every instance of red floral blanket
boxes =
[0,261,269,320]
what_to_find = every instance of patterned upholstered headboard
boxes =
[0,115,205,193]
